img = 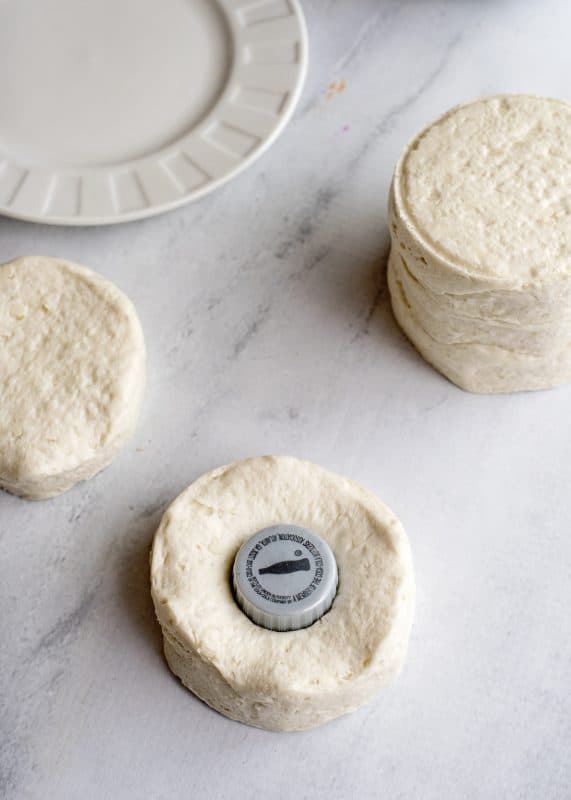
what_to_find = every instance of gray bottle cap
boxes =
[233,524,338,632]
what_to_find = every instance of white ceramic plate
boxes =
[0,0,307,226]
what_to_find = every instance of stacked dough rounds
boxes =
[0,257,145,499]
[151,456,415,732]
[388,95,571,393]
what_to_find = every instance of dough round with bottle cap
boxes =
[388,94,571,392]
[0,256,145,499]
[151,455,415,732]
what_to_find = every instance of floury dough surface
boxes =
[388,95,571,393]
[151,456,415,732]
[0,256,145,499]
[396,95,571,288]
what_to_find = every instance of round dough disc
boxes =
[393,95,571,291]
[0,256,145,499]
[151,455,415,732]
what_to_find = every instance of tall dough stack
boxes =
[388,95,571,393]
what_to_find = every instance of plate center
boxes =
[0,0,231,167]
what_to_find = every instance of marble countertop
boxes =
[2,1,571,798]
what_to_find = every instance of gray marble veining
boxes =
[2,1,571,798]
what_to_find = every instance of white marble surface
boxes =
[2,1,571,797]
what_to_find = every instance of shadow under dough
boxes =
[116,512,165,660]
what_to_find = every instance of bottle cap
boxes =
[233,524,338,632]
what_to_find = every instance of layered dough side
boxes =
[388,256,571,393]
[391,251,571,355]
[387,95,571,393]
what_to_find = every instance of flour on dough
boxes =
[151,455,415,732]
[0,256,145,499]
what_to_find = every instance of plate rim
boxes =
[0,0,308,226]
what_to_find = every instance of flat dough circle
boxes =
[0,256,145,499]
[394,95,571,290]
[151,455,415,732]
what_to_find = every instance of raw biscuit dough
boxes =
[388,95,571,393]
[151,456,415,731]
[0,256,145,499]
[388,256,571,393]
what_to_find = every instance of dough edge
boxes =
[387,254,571,393]
[0,256,146,499]
[151,455,415,731]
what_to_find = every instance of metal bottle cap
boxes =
[233,524,338,632]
